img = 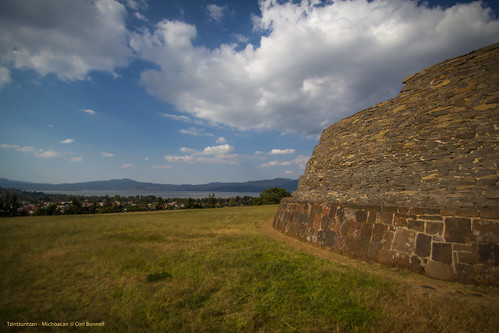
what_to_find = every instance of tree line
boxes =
[0,187,291,217]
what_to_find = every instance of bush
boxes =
[253,187,291,205]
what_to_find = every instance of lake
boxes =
[40,190,260,199]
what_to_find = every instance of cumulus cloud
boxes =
[0,0,130,83]
[202,143,234,155]
[269,148,295,155]
[1,143,62,158]
[165,143,238,164]
[122,163,134,168]
[206,4,228,23]
[70,157,83,162]
[60,138,74,144]
[101,152,115,157]
[132,0,499,135]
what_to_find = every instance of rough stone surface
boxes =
[444,218,472,243]
[274,199,499,285]
[392,229,416,253]
[425,261,456,281]
[415,233,431,257]
[432,243,453,264]
[273,43,499,286]
[295,43,499,210]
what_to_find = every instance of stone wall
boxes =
[274,199,498,285]
[274,43,499,286]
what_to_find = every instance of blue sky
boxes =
[1,0,498,184]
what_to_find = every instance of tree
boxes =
[253,187,291,205]
[0,191,20,217]
[205,193,217,208]
[88,197,99,214]
[100,195,119,213]
[184,197,197,209]
[64,197,83,214]
[155,197,165,210]
[228,197,237,207]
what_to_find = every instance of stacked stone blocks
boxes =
[296,43,499,209]
[274,199,498,285]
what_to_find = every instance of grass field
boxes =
[1,206,498,332]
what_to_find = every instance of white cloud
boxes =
[206,4,228,23]
[232,34,249,44]
[124,0,147,11]
[82,109,97,115]
[1,143,62,158]
[179,147,197,154]
[269,148,295,155]
[70,157,83,162]
[60,138,74,144]
[160,113,191,122]
[122,163,134,168]
[0,0,130,83]
[145,157,150,161]
[35,150,62,158]
[19,146,36,154]
[202,143,234,155]
[101,152,115,157]
[165,142,238,164]
[216,137,227,144]
[2,144,20,150]
[134,12,147,21]
[261,160,286,167]
[179,127,213,136]
[164,155,196,163]
[133,0,499,135]
[260,155,309,169]
[0,66,11,89]
[2,144,35,154]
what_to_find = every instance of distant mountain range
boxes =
[0,178,299,193]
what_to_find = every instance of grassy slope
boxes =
[1,206,498,332]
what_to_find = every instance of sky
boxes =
[0,0,498,185]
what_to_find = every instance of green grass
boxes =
[1,206,498,332]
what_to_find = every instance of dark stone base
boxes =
[273,198,499,286]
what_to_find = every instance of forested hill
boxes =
[0,178,299,193]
